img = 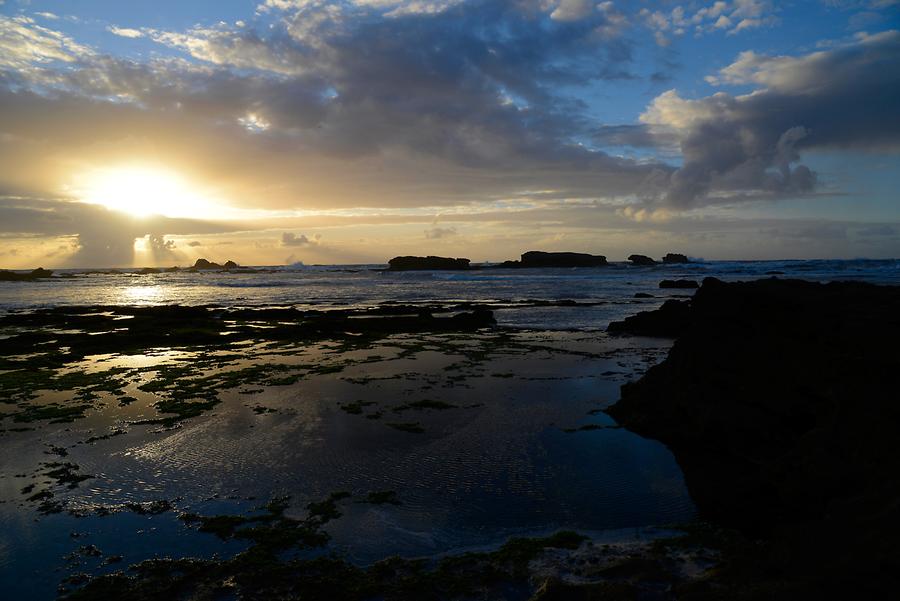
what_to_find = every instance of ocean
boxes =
[3,259,899,328]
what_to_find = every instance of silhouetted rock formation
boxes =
[658,279,699,289]
[507,251,607,268]
[608,299,690,338]
[607,277,900,596]
[627,254,656,266]
[193,258,218,269]
[192,258,239,270]
[662,253,690,264]
[387,256,470,270]
[0,267,54,281]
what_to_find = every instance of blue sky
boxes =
[0,0,898,266]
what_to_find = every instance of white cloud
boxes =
[0,15,93,70]
[549,0,595,22]
[642,1,779,44]
[107,26,144,39]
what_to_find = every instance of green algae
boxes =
[62,503,596,601]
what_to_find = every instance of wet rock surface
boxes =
[607,276,900,596]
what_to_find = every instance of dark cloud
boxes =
[639,30,900,206]
[424,226,458,239]
[591,124,675,148]
[281,232,320,247]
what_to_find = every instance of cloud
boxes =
[0,3,897,267]
[0,195,241,267]
[107,26,144,39]
[549,0,595,22]
[281,232,321,246]
[0,2,668,218]
[424,226,457,239]
[639,0,779,45]
[639,30,900,206]
[0,15,93,70]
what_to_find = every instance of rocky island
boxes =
[191,258,240,270]
[662,253,690,264]
[387,256,471,270]
[498,251,608,268]
[0,267,54,281]
[627,254,656,265]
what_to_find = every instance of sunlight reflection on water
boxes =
[118,285,165,305]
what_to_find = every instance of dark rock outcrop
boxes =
[521,251,607,268]
[607,277,900,595]
[662,253,690,264]
[0,267,54,281]
[499,251,608,268]
[658,279,699,289]
[387,256,471,270]
[192,259,239,270]
[193,258,219,270]
[627,254,656,266]
[607,299,691,338]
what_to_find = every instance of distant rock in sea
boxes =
[192,258,240,270]
[627,254,656,266]
[662,253,690,264]
[0,267,54,282]
[387,256,471,270]
[607,277,900,595]
[497,251,607,268]
[658,279,699,289]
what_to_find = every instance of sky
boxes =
[0,0,898,267]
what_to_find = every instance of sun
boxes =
[73,166,221,219]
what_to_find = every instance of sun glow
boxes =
[74,166,223,219]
